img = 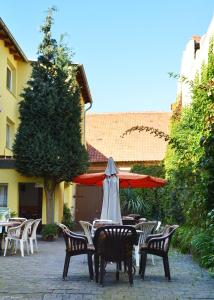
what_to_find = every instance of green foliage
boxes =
[164,39,214,273]
[171,226,197,253]
[120,164,166,219]
[10,211,17,217]
[13,8,89,182]
[42,223,58,241]
[13,8,89,223]
[61,203,74,230]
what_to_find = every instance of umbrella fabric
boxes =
[73,171,167,188]
[100,157,122,224]
[100,175,122,224]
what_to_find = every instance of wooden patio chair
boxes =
[139,224,179,281]
[57,223,94,281]
[93,225,138,286]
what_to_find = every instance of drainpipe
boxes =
[84,102,92,144]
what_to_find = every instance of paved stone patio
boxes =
[0,238,213,300]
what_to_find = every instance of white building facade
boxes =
[178,15,214,106]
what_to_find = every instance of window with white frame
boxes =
[6,123,10,148]
[6,118,14,149]
[0,184,8,207]
[7,66,12,91]
[6,60,16,95]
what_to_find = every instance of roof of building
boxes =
[86,112,172,162]
[0,19,92,104]
[76,64,92,104]
[87,143,108,162]
[0,18,28,62]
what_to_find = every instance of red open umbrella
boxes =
[73,171,167,188]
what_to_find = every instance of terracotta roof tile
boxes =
[86,112,171,162]
[87,143,108,162]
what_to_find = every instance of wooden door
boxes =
[75,185,103,227]
[19,183,42,220]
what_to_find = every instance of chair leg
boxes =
[63,254,70,280]
[20,240,24,257]
[163,255,171,281]
[3,238,8,256]
[26,240,29,255]
[140,252,147,279]
[127,257,133,286]
[139,254,142,275]
[29,239,34,254]
[124,260,127,273]
[116,263,120,281]
[15,240,18,253]
[94,254,99,283]
[135,244,140,267]
[151,254,155,265]
[35,238,38,251]
[99,256,105,286]
[87,253,94,280]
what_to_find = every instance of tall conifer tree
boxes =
[13,8,89,223]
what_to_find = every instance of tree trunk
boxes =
[44,178,57,224]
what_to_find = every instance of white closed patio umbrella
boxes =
[100,157,122,224]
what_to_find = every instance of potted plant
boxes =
[42,223,58,241]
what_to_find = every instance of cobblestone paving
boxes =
[0,238,213,300]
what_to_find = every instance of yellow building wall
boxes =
[0,38,84,225]
[0,169,44,215]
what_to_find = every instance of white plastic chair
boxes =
[29,218,41,254]
[134,221,157,267]
[4,219,33,257]
[79,220,93,244]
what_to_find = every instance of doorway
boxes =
[75,185,103,228]
[19,183,42,220]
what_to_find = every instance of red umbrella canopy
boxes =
[73,171,167,188]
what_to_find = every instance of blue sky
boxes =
[1,1,214,113]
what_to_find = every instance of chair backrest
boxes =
[57,222,69,232]
[0,207,10,221]
[122,216,136,226]
[30,218,42,238]
[93,225,137,262]
[162,225,179,252]
[79,220,93,244]
[57,223,87,254]
[148,224,179,253]
[127,214,141,220]
[21,220,33,241]
[92,219,117,229]
[135,221,157,244]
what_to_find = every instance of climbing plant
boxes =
[165,39,214,273]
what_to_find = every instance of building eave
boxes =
[76,64,93,104]
[0,18,28,62]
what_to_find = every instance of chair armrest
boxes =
[147,231,173,251]
[7,225,22,238]
[65,230,88,245]
[145,233,163,243]
[66,230,87,240]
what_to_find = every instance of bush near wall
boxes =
[120,164,167,221]
[164,40,214,274]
